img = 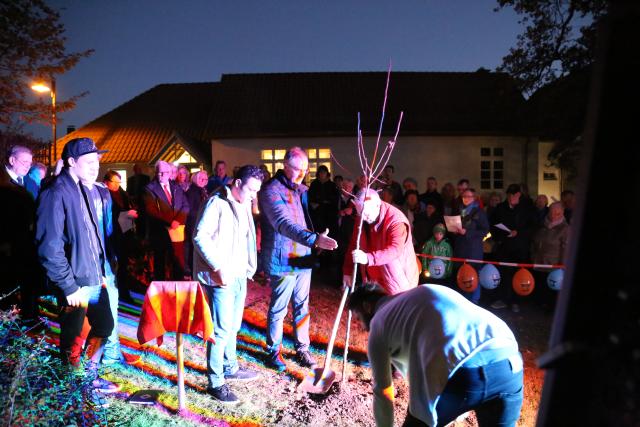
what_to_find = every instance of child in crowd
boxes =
[420,223,452,284]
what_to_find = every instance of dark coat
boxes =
[142,180,189,246]
[490,201,535,261]
[36,169,117,297]
[451,205,489,260]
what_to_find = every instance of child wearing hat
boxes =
[420,223,453,283]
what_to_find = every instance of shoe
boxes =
[225,367,258,381]
[511,303,520,313]
[295,350,317,368]
[206,384,238,403]
[92,376,121,394]
[86,388,110,408]
[490,300,507,309]
[266,353,286,372]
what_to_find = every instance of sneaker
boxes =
[206,384,239,403]
[511,303,520,313]
[295,350,317,368]
[225,367,258,381]
[266,353,286,372]
[92,376,121,394]
[490,300,507,309]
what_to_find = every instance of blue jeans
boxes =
[403,354,524,427]
[266,271,311,355]
[205,277,247,388]
[101,268,122,363]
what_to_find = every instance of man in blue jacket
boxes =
[258,147,338,371]
[36,138,120,406]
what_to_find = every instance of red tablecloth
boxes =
[137,281,215,346]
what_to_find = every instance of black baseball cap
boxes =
[61,138,108,161]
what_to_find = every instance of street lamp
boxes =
[31,77,57,165]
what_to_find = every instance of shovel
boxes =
[298,284,350,394]
[298,198,367,395]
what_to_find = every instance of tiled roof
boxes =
[59,71,528,164]
[205,71,527,138]
[58,82,218,164]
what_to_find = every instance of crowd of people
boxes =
[0,140,573,424]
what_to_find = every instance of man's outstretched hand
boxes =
[315,228,338,250]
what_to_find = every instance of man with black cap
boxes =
[36,137,120,406]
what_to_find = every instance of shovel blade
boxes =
[298,367,337,394]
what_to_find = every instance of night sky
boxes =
[27,0,522,140]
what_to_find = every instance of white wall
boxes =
[537,141,562,201]
[211,135,533,197]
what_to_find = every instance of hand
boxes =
[352,249,368,265]
[342,275,352,291]
[211,269,228,287]
[315,228,338,250]
[66,287,88,307]
[127,209,138,219]
[508,230,518,238]
[170,220,180,230]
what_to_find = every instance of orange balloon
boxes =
[416,256,423,274]
[512,268,535,296]
[457,263,478,292]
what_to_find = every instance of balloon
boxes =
[512,268,535,296]
[547,269,564,291]
[428,258,447,279]
[457,263,478,292]
[479,264,501,290]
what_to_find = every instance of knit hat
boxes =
[433,223,446,234]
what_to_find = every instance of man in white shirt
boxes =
[348,284,523,427]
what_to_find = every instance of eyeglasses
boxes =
[14,158,32,167]
[110,180,121,185]
[157,171,171,176]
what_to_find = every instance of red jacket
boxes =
[344,202,419,295]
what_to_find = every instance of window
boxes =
[260,148,332,182]
[480,147,504,190]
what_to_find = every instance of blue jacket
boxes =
[36,169,117,297]
[258,170,317,275]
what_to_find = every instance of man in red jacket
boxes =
[343,188,419,295]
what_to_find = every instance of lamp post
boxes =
[31,77,57,165]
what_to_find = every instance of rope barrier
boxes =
[416,253,565,270]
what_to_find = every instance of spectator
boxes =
[348,284,523,427]
[170,163,178,181]
[380,186,399,208]
[36,138,120,405]
[185,170,209,278]
[126,163,150,238]
[258,164,271,181]
[193,165,264,403]
[353,174,368,195]
[420,223,453,283]
[531,202,569,308]
[561,190,575,224]
[489,184,535,312]
[27,162,47,198]
[400,189,427,248]
[207,160,232,193]
[376,165,403,205]
[333,174,344,188]
[441,182,456,216]
[421,200,444,244]
[143,160,190,280]
[450,187,489,304]
[308,164,339,238]
[534,194,549,227]
[175,165,191,192]
[343,188,419,296]
[0,145,41,320]
[103,170,138,304]
[419,176,443,213]
[258,147,338,372]
[485,191,502,218]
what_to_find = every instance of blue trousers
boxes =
[205,277,247,388]
[403,355,524,427]
[266,271,311,355]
